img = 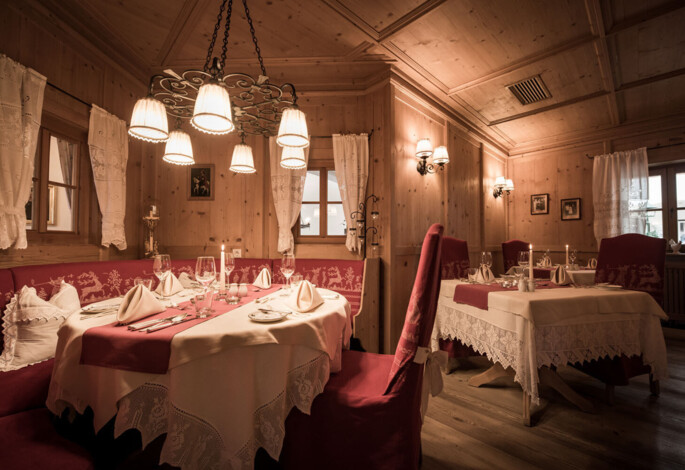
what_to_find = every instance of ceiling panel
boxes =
[339,0,425,31]
[621,74,685,122]
[455,41,604,122]
[493,95,613,143]
[388,0,591,88]
[609,8,685,85]
[602,0,675,29]
[171,0,370,65]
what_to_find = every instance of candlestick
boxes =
[565,244,569,265]
[529,244,533,280]
[220,244,226,293]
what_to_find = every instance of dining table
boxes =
[430,279,668,425]
[47,284,351,470]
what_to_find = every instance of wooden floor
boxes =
[421,337,685,470]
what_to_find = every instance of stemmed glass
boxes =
[224,251,235,285]
[480,251,493,269]
[517,250,530,275]
[153,254,172,300]
[569,249,578,266]
[280,253,296,293]
[195,257,216,315]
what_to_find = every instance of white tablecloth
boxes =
[431,280,668,404]
[567,269,595,286]
[47,288,351,470]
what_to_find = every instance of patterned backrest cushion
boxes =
[502,239,529,271]
[595,234,667,304]
[228,258,273,284]
[272,259,365,317]
[386,223,443,394]
[441,237,470,280]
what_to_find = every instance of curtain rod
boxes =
[585,142,685,159]
[46,81,91,108]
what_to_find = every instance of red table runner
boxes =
[453,282,564,310]
[80,284,283,374]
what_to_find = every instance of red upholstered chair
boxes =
[278,224,444,470]
[580,233,667,396]
[501,239,529,272]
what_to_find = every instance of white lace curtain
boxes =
[269,137,309,253]
[0,54,46,250]
[592,147,648,247]
[88,105,128,250]
[332,134,369,252]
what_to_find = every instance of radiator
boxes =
[664,263,685,324]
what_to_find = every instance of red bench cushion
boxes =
[0,358,55,417]
[0,269,14,315]
[273,259,365,317]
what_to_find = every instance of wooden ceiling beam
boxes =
[606,0,685,36]
[377,0,448,42]
[321,0,380,42]
[616,67,685,92]
[154,0,207,67]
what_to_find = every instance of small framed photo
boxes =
[561,198,581,221]
[188,164,215,201]
[530,193,549,215]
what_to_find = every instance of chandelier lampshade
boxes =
[229,143,256,174]
[276,107,309,148]
[280,146,307,169]
[191,82,234,135]
[433,145,449,165]
[129,97,169,142]
[415,138,433,158]
[162,129,195,165]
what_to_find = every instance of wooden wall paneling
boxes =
[482,147,506,254]
[355,257,380,353]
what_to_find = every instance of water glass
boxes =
[280,253,295,294]
[480,251,493,269]
[290,274,303,289]
[194,290,214,318]
[134,277,152,290]
[153,254,172,298]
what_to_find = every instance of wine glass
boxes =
[570,249,578,266]
[517,250,529,275]
[480,251,493,269]
[153,254,172,299]
[280,253,296,293]
[224,251,235,284]
[195,257,216,315]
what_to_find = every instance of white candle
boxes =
[220,244,226,292]
[565,244,569,265]
[529,244,533,279]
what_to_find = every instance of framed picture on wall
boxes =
[530,193,549,215]
[188,164,215,201]
[561,198,581,221]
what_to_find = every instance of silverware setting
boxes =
[145,314,195,333]
[128,313,189,331]
[258,308,292,315]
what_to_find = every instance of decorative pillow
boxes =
[0,283,81,371]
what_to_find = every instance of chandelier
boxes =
[128,0,309,171]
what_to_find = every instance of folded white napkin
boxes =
[551,265,571,285]
[253,267,272,289]
[587,258,598,269]
[117,285,165,324]
[178,272,198,289]
[475,265,495,283]
[539,256,552,267]
[669,239,682,253]
[286,280,324,313]
[155,273,184,297]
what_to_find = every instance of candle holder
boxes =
[350,194,379,259]
[143,215,160,258]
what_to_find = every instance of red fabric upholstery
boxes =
[0,268,14,316]
[228,258,273,284]
[0,359,55,417]
[0,408,94,469]
[440,236,470,280]
[279,224,443,470]
[502,239,529,272]
[273,258,365,317]
[578,234,666,386]
[594,233,667,305]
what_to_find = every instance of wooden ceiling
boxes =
[29,0,685,151]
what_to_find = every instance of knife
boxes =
[145,317,196,333]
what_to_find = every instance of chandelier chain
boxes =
[220,0,234,69]
[243,0,267,77]
[205,0,228,72]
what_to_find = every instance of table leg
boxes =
[467,363,514,387]
[522,391,531,427]
[539,366,594,413]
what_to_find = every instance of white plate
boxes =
[81,301,121,314]
[596,284,623,291]
[248,310,288,323]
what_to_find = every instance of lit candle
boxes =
[565,244,569,265]
[529,244,533,280]
[220,244,226,292]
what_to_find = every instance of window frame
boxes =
[649,162,685,243]
[295,163,346,244]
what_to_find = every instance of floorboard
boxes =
[421,338,685,469]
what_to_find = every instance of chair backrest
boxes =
[595,233,666,304]
[386,223,443,394]
[441,237,470,280]
[502,239,529,271]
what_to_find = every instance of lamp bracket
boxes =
[416,157,445,176]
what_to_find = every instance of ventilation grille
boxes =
[507,75,551,105]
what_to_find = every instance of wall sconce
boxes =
[350,194,379,258]
[415,139,449,175]
[493,176,514,198]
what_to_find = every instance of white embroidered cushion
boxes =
[0,283,81,371]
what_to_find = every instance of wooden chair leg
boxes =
[468,363,513,387]
[649,374,660,397]
[522,391,531,427]
[605,384,615,405]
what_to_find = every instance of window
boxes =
[648,163,685,243]
[26,119,84,234]
[297,168,346,241]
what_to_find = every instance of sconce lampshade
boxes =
[505,179,515,191]
[277,107,309,148]
[129,97,169,142]
[280,146,307,169]
[415,138,433,158]
[229,144,256,174]
[162,129,195,165]
[191,82,234,135]
[494,176,507,188]
[433,145,449,165]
